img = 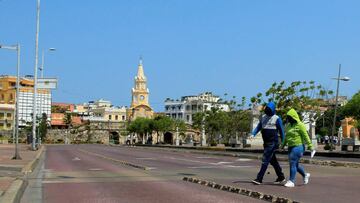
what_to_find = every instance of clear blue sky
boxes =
[1,0,359,111]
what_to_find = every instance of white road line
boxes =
[224,165,253,168]
[188,166,218,169]
[88,168,103,171]
[136,157,156,160]
[235,158,253,162]
[196,157,215,159]
[210,162,234,165]
[72,157,81,161]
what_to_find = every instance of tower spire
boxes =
[137,56,146,80]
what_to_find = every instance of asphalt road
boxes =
[21,144,360,203]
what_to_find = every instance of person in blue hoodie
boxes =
[251,102,286,185]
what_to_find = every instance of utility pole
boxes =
[0,44,22,159]
[330,64,350,151]
[32,0,41,150]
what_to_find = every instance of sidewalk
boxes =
[0,144,44,203]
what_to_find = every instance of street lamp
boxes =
[330,64,350,151]
[32,0,41,150]
[39,48,56,78]
[0,44,22,159]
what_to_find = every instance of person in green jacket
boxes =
[282,108,313,187]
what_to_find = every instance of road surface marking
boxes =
[224,165,253,168]
[235,158,252,162]
[136,157,156,160]
[88,168,103,171]
[72,157,81,161]
[196,157,215,159]
[188,166,218,169]
[210,162,234,165]
[78,149,148,170]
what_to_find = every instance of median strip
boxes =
[182,177,300,203]
[78,149,148,170]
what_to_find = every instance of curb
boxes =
[78,149,148,170]
[22,145,45,174]
[0,179,28,203]
[0,145,45,203]
[0,165,22,172]
[183,177,300,203]
[135,145,360,168]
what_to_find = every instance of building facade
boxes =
[0,104,14,130]
[164,92,230,124]
[128,59,153,120]
[0,75,51,126]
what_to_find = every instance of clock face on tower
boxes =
[140,95,145,101]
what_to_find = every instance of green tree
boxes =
[251,81,333,122]
[38,113,49,140]
[127,117,154,144]
[63,113,72,129]
[153,115,174,143]
[342,91,360,120]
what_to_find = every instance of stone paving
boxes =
[0,144,40,200]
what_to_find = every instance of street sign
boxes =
[37,78,58,89]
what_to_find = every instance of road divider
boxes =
[183,177,300,203]
[78,149,149,170]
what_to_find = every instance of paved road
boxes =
[21,144,360,203]
[21,145,262,203]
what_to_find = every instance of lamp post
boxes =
[32,0,41,150]
[330,64,350,151]
[39,48,56,78]
[0,44,22,159]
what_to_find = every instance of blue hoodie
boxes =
[252,102,285,145]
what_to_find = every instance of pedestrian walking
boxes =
[282,108,313,187]
[251,102,286,185]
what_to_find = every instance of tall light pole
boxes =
[0,44,22,159]
[32,0,41,150]
[39,48,56,78]
[330,64,350,151]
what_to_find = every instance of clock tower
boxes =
[128,58,153,120]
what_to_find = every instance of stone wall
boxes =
[46,128,111,144]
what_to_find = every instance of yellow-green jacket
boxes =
[283,109,313,150]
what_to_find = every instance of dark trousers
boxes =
[256,143,284,181]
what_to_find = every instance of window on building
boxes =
[9,93,13,102]
[6,123,11,128]
[109,115,112,120]
[186,105,191,111]
[6,113,11,118]
[186,115,190,122]
[1,94,4,102]
[192,105,197,111]
[178,113,183,119]
[0,113,4,119]
[0,123,4,129]
[115,115,118,120]
[122,115,125,121]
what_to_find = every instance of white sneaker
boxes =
[304,173,310,185]
[284,180,295,188]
